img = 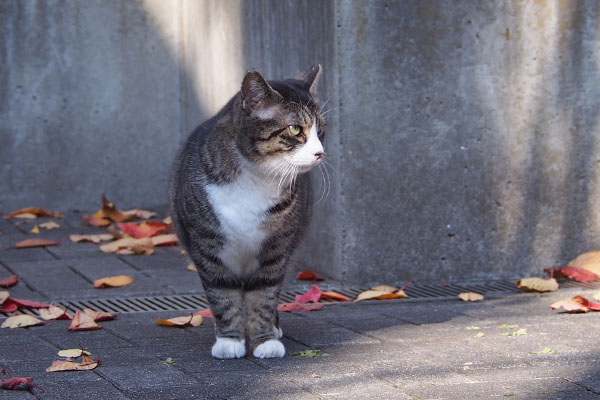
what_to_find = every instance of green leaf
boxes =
[161,357,176,365]
[291,349,328,358]
[473,332,485,338]
[528,347,556,355]
[466,326,480,330]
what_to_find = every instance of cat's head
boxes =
[236,65,325,176]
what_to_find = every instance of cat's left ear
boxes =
[294,64,322,94]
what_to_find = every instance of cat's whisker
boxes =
[320,106,343,118]
[319,96,332,113]
[315,163,327,204]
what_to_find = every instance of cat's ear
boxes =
[241,70,281,116]
[294,64,322,94]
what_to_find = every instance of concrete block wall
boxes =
[2,0,599,285]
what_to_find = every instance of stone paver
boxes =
[1,212,600,399]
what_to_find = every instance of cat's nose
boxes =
[314,152,324,160]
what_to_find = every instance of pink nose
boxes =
[315,152,324,160]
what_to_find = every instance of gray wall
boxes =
[2,0,600,286]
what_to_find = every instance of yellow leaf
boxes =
[39,305,70,320]
[13,213,37,219]
[190,314,203,327]
[568,251,600,276]
[518,277,558,292]
[57,349,91,358]
[1,315,43,329]
[70,233,115,244]
[99,237,154,255]
[30,225,40,234]
[93,275,134,289]
[458,292,484,302]
[370,285,397,293]
[156,315,192,326]
[46,354,99,372]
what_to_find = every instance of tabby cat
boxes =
[169,65,325,359]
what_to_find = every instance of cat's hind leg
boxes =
[203,286,246,359]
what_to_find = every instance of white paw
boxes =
[211,337,246,359]
[274,326,283,339]
[253,339,285,359]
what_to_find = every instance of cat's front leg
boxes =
[203,286,246,359]
[245,284,285,358]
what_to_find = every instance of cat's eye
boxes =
[288,125,302,136]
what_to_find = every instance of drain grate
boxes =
[2,278,600,317]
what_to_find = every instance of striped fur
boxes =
[169,66,324,358]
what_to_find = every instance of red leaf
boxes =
[296,270,324,281]
[0,301,18,313]
[295,285,322,304]
[117,221,168,239]
[0,376,44,392]
[320,291,350,302]
[544,266,599,283]
[14,238,60,248]
[0,275,18,288]
[9,298,50,309]
[192,309,213,318]
[551,295,600,312]
[278,303,324,312]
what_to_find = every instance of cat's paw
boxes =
[212,337,246,359]
[274,326,283,339]
[253,339,285,358]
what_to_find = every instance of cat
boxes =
[168,65,325,359]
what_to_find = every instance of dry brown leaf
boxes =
[99,237,154,255]
[1,315,43,329]
[151,234,178,247]
[14,238,60,248]
[370,285,397,293]
[46,354,99,372]
[70,233,114,244]
[568,251,600,276]
[378,290,408,300]
[69,310,101,331]
[30,225,40,234]
[39,305,71,320]
[155,314,203,327]
[518,277,558,292]
[82,308,118,322]
[39,221,60,230]
[458,292,484,302]
[7,207,63,219]
[187,263,197,272]
[93,275,134,289]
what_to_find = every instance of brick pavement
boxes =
[1,212,600,399]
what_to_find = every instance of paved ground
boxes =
[1,212,600,399]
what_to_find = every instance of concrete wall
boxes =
[2,0,600,285]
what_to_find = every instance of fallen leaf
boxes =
[70,233,114,244]
[567,251,600,275]
[473,332,485,338]
[320,291,350,302]
[277,303,324,312]
[69,310,102,331]
[7,207,63,219]
[81,214,111,227]
[544,266,598,282]
[162,357,176,366]
[39,305,71,320]
[501,328,528,336]
[1,315,44,329]
[57,349,91,358]
[99,195,155,223]
[9,298,50,308]
[39,221,60,230]
[82,308,118,322]
[466,326,480,330]
[46,354,99,372]
[295,285,321,304]
[371,285,397,292]
[30,225,40,234]
[93,275,134,289]
[0,301,18,313]
[0,275,18,288]
[99,237,154,255]
[192,309,213,318]
[0,376,44,392]
[377,290,408,300]
[151,234,178,247]
[296,270,324,281]
[291,349,328,358]
[155,314,203,327]
[458,292,484,302]
[518,277,558,292]
[14,238,60,248]
[529,347,556,355]
[0,291,9,305]
[551,295,600,313]
[187,263,197,272]
[594,291,600,302]
[118,221,169,238]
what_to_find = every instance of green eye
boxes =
[288,125,302,135]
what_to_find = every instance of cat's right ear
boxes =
[241,70,281,117]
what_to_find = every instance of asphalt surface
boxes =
[1,211,600,399]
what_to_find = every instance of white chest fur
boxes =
[205,170,279,277]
